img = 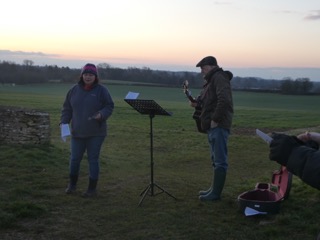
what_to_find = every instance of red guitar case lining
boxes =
[238,166,292,214]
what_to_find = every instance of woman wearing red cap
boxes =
[60,63,114,197]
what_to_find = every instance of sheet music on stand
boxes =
[124,99,172,116]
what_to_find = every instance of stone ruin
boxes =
[0,106,50,145]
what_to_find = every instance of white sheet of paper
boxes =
[244,207,267,216]
[125,91,139,99]
[61,124,71,142]
[256,129,273,145]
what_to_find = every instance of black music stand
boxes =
[124,99,177,206]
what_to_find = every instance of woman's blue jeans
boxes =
[207,127,230,171]
[69,136,105,180]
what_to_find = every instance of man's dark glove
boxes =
[269,133,304,166]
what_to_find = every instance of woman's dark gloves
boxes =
[305,139,320,150]
[269,133,304,166]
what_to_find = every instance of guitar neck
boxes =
[184,89,197,103]
[187,95,197,103]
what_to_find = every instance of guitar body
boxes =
[183,81,206,134]
[192,107,205,133]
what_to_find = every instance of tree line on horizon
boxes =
[0,60,319,95]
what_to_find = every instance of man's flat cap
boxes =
[196,56,217,67]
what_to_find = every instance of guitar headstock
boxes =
[183,80,194,99]
[183,80,189,92]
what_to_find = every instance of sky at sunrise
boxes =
[1,0,320,80]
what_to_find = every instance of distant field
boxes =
[1,83,320,129]
[1,83,320,240]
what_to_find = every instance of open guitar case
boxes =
[238,166,292,214]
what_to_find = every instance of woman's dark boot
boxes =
[82,178,98,198]
[65,174,78,194]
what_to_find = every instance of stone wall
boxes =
[0,106,50,145]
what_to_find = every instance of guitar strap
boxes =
[198,82,210,105]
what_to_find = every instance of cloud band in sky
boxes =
[0,50,59,58]
[304,10,320,20]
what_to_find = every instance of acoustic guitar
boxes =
[182,80,206,133]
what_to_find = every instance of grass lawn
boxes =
[0,83,320,240]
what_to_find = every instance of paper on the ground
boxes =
[256,129,273,145]
[125,91,140,99]
[244,207,267,216]
[61,124,71,142]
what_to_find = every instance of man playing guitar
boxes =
[186,56,234,202]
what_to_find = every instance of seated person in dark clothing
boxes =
[269,131,320,190]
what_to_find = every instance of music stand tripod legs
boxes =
[138,113,177,207]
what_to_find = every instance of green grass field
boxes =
[0,83,320,240]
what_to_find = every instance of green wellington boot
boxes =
[199,187,212,196]
[199,168,226,201]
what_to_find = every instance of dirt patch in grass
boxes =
[232,126,320,136]
[232,127,290,136]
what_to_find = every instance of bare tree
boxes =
[23,59,34,67]
[97,63,111,69]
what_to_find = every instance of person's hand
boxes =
[93,112,102,120]
[88,112,102,121]
[190,101,197,108]
[297,131,320,148]
[210,120,218,128]
[269,133,303,166]
[297,132,310,142]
